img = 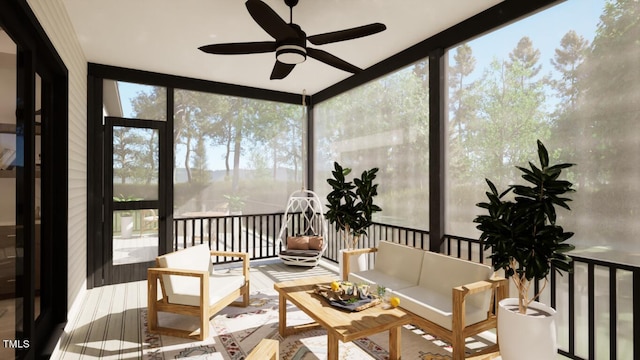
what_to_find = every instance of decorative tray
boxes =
[314,282,381,312]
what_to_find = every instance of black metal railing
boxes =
[173,212,285,262]
[173,213,637,360]
[441,234,638,360]
[173,211,316,262]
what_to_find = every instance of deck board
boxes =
[52,259,339,359]
[121,281,142,358]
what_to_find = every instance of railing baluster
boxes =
[588,263,595,360]
[633,269,639,360]
[609,267,617,360]
[568,267,575,356]
[259,215,263,258]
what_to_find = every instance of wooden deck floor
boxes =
[51,259,339,359]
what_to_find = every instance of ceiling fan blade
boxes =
[307,48,362,74]
[245,0,297,40]
[307,23,386,45]
[199,41,277,55]
[270,61,295,80]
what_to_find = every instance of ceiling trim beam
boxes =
[88,63,311,106]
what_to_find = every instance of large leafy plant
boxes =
[474,140,575,314]
[113,194,141,217]
[326,162,382,249]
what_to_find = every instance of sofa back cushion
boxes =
[156,244,213,301]
[375,241,424,287]
[419,251,493,309]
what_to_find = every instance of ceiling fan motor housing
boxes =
[276,24,306,64]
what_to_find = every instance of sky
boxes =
[116,0,606,172]
[457,0,603,81]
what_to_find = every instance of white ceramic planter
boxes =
[498,298,557,360]
[120,216,133,239]
[338,250,368,280]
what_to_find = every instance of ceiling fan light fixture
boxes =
[276,44,306,64]
[200,0,386,79]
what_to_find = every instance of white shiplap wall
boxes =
[26,0,88,320]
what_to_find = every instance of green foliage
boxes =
[455,37,551,188]
[550,30,590,113]
[113,194,142,202]
[223,194,246,212]
[138,88,305,192]
[326,162,382,249]
[474,140,575,313]
[112,127,158,184]
[113,193,142,217]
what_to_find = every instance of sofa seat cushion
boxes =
[349,269,416,292]
[393,286,488,331]
[168,273,246,307]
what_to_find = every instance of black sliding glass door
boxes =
[0,2,68,359]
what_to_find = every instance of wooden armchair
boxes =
[140,209,159,236]
[147,244,250,340]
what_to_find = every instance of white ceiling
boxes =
[62,0,503,95]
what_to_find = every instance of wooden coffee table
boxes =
[274,275,413,360]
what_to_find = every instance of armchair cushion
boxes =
[156,244,215,305]
[168,272,246,307]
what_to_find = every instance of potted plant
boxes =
[326,161,382,249]
[473,140,575,360]
[113,194,140,239]
[326,162,382,277]
[223,194,246,215]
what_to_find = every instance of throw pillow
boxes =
[287,236,309,250]
[308,236,324,250]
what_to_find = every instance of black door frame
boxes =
[103,116,168,284]
[86,75,175,289]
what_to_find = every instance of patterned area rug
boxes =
[140,290,495,359]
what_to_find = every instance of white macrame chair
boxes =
[276,189,328,267]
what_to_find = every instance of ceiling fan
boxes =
[198,0,386,80]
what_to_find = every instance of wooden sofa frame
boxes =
[343,247,508,360]
[147,250,250,340]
